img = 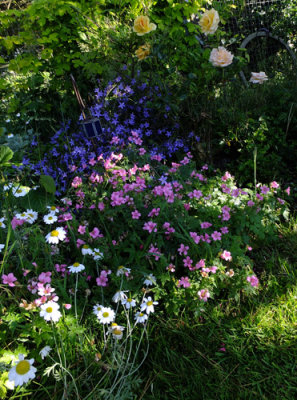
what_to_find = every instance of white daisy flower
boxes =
[0,218,6,229]
[3,183,13,191]
[81,244,94,256]
[140,296,158,314]
[134,311,148,324]
[93,248,104,261]
[43,213,58,224]
[112,290,128,303]
[15,211,28,220]
[108,323,125,340]
[93,303,104,316]
[68,262,85,273]
[40,301,62,322]
[45,227,66,244]
[7,133,14,138]
[25,209,38,224]
[122,297,136,309]
[47,205,59,214]
[143,274,156,286]
[8,354,37,387]
[116,265,131,276]
[0,244,5,252]
[97,307,115,324]
[39,346,52,360]
[12,186,30,197]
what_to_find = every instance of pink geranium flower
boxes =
[78,225,86,234]
[177,277,191,288]
[89,227,103,239]
[143,221,157,234]
[11,217,25,230]
[220,250,232,261]
[2,273,17,287]
[132,210,141,219]
[38,272,52,284]
[247,275,259,287]
[197,289,210,302]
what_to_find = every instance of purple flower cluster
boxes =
[21,76,199,194]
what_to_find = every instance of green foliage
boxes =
[39,175,56,195]
[0,145,13,167]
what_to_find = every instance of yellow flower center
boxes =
[73,262,80,267]
[46,307,53,313]
[118,265,124,270]
[111,322,117,327]
[113,329,122,336]
[0,222,2,226]
[21,213,26,217]
[28,214,34,218]
[127,298,133,303]
[147,301,153,306]
[97,307,102,312]
[16,360,30,375]
[51,230,59,237]
[83,245,89,249]
[51,206,56,211]
[102,312,109,318]
[48,216,53,220]
[139,313,144,317]
[17,189,23,193]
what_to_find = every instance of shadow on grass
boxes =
[140,222,297,400]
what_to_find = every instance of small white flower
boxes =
[250,71,268,84]
[93,248,104,261]
[24,209,38,224]
[47,205,59,214]
[8,354,37,387]
[143,274,156,286]
[39,346,51,360]
[0,218,6,229]
[140,296,158,314]
[93,303,104,316]
[68,262,85,273]
[40,301,62,322]
[45,227,66,244]
[97,307,115,324]
[7,133,14,138]
[108,323,125,340]
[43,213,58,224]
[116,265,131,276]
[12,186,30,197]
[112,290,128,303]
[122,297,136,309]
[0,244,5,252]
[16,211,29,220]
[3,183,13,191]
[81,244,94,256]
[134,311,148,324]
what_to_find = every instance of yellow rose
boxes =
[135,43,151,61]
[209,46,233,67]
[199,8,220,35]
[133,15,157,36]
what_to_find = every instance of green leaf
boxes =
[0,145,13,166]
[40,174,56,194]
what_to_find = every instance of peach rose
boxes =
[249,71,268,84]
[133,16,157,36]
[209,46,233,67]
[199,8,220,35]
[135,43,151,60]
